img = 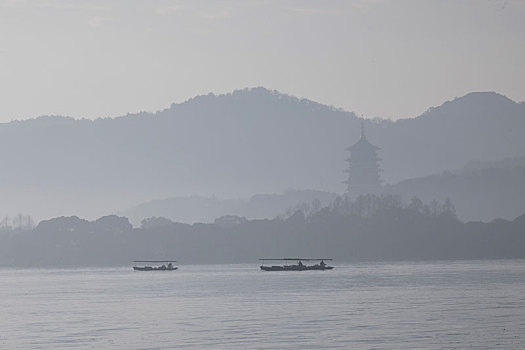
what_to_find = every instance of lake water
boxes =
[1,260,524,349]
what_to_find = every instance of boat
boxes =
[259,258,333,271]
[132,260,178,271]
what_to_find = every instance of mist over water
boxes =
[1,260,523,349]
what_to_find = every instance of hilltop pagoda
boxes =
[345,119,382,196]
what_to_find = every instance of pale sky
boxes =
[0,0,524,122]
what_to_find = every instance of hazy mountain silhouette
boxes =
[120,190,338,225]
[0,88,524,221]
[376,92,525,184]
[121,155,525,224]
[386,155,525,222]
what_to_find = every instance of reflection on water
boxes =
[1,260,524,349]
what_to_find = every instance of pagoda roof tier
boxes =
[346,135,380,151]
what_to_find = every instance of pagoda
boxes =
[345,119,382,196]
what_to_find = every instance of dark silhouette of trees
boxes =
[141,217,175,229]
[1,197,524,267]
[292,194,458,222]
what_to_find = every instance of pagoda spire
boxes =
[360,117,365,139]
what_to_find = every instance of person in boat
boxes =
[320,260,326,268]
[168,262,173,269]
[298,260,304,267]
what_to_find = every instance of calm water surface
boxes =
[1,260,524,349]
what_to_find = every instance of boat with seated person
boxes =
[259,258,333,271]
[133,260,178,271]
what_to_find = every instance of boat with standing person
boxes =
[259,258,333,271]
[132,260,178,271]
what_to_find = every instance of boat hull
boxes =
[260,265,333,271]
[133,266,178,271]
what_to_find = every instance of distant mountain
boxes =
[123,153,525,223]
[120,190,338,226]
[376,92,525,184]
[461,154,525,172]
[0,88,524,220]
[385,155,525,222]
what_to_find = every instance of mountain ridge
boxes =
[0,87,523,221]
[3,88,521,125]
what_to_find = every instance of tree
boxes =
[0,215,11,230]
[441,197,457,220]
[407,197,424,214]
